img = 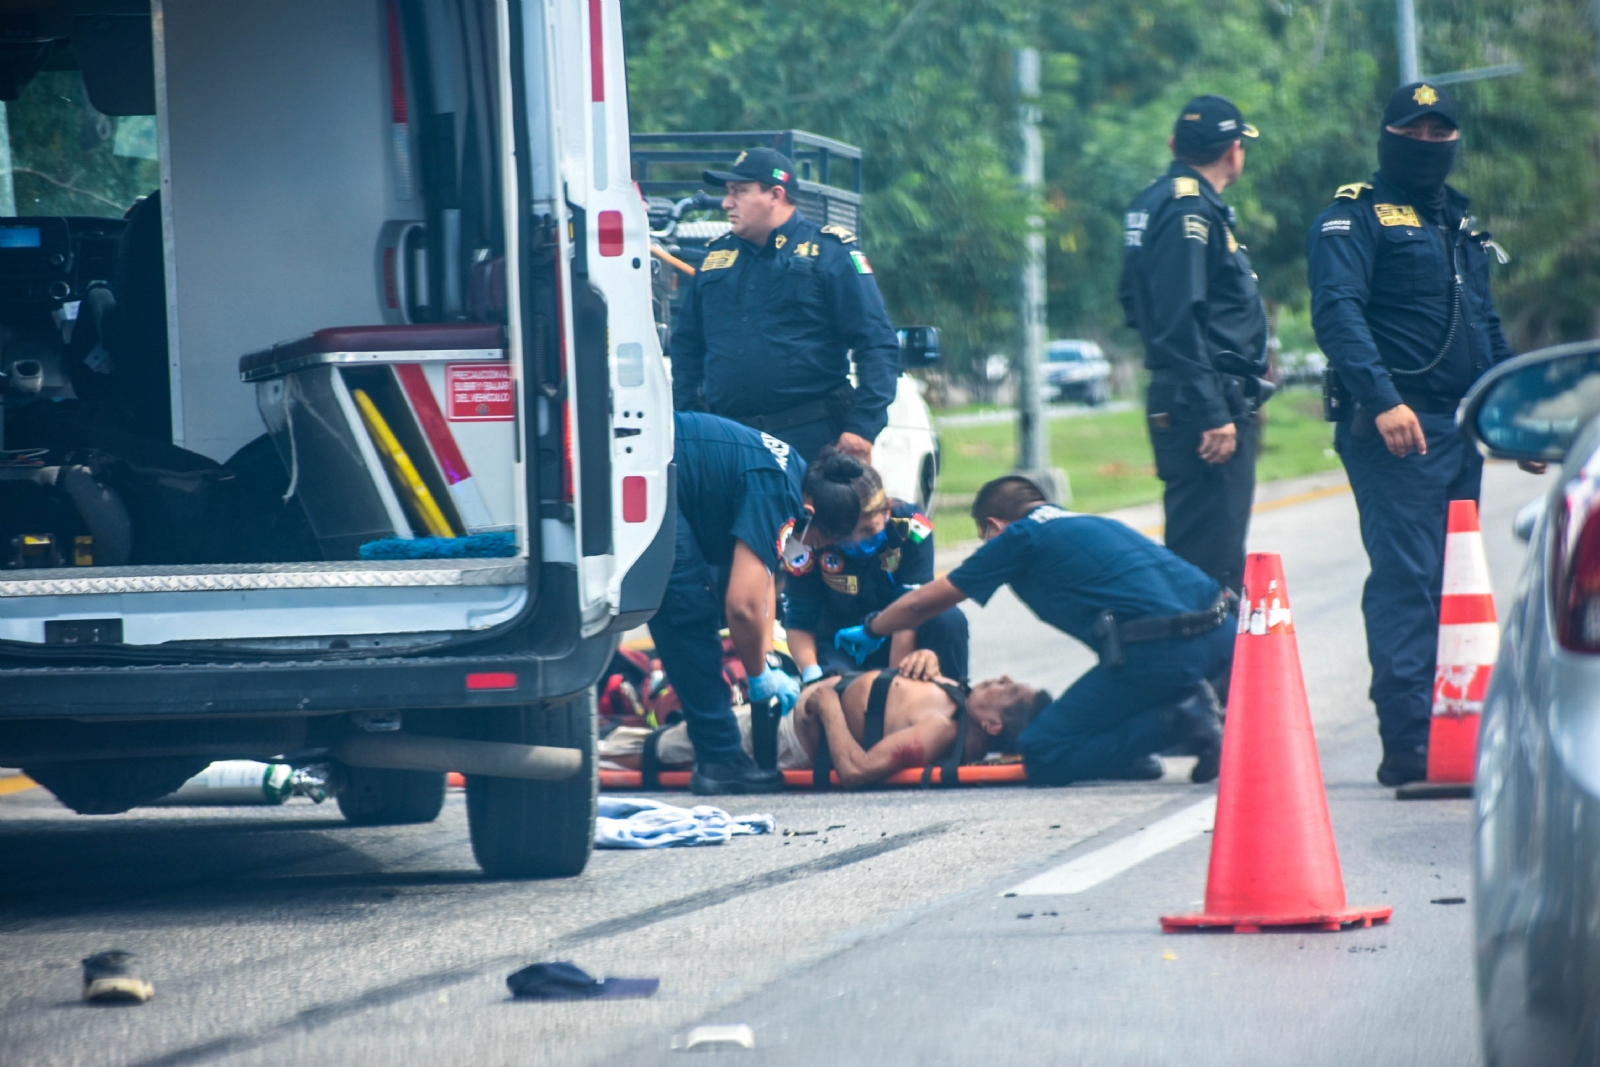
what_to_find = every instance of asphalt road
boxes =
[0,460,1551,1066]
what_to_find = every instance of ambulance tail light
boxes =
[562,404,575,504]
[1556,480,1600,652]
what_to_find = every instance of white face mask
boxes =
[781,515,813,572]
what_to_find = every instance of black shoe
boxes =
[1377,750,1428,787]
[1117,754,1165,781]
[1168,682,1224,784]
[82,950,154,1005]
[690,758,785,796]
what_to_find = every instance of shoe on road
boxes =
[1377,750,1428,787]
[82,950,153,1005]
[690,759,785,795]
[1118,754,1165,781]
[1168,682,1224,784]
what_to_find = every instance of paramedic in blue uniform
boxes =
[1119,95,1270,596]
[835,476,1233,785]
[668,147,902,463]
[651,411,807,795]
[1308,81,1521,787]
[782,448,970,684]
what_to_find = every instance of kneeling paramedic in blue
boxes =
[835,476,1233,785]
[651,412,806,795]
[1307,81,1529,787]
[782,449,970,684]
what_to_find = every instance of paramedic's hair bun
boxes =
[803,447,885,542]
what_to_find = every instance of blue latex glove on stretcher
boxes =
[834,625,886,665]
[748,667,800,714]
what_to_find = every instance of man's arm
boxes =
[867,576,967,639]
[1139,202,1231,431]
[667,272,708,411]
[808,680,955,788]
[724,539,775,677]
[828,246,901,445]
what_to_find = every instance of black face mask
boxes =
[1378,129,1458,202]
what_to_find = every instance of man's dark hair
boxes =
[971,475,1047,526]
[804,447,885,541]
[997,688,1050,754]
[1173,140,1233,167]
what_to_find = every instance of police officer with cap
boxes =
[1307,81,1522,786]
[669,147,902,463]
[1119,95,1271,597]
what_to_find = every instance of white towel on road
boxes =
[595,796,775,849]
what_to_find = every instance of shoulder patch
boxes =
[1334,182,1372,201]
[1173,177,1201,199]
[1374,203,1421,228]
[701,248,739,271]
[848,249,873,274]
[1319,215,1353,236]
[1182,214,1210,243]
[905,512,932,543]
[820,224,857,244]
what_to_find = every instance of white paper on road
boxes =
[1002,797,1216,896]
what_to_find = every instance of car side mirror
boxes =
[1461,341,1600,463]
[897,326,940,368]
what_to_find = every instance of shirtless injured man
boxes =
[606,649,1048,790]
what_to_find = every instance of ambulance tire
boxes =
[466,692,596,879]
[336,766,446,826]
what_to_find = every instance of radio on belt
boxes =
[239,323,516,558]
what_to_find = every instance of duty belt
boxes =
[727,383,855,435]
[1093,592,1237,667]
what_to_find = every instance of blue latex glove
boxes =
[748,667,801,715]
[800,664,824,684]
[834,625,886,665]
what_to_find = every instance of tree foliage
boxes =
[624,0,1600,373]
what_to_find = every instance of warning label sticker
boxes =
[446,363,515,421]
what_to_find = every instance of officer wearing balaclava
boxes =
[1307,81,1525,787]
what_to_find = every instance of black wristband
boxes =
[862,611,882,637]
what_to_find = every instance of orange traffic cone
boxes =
[1397,499,1497,800]
[1162,553,1392,933]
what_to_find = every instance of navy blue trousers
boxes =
[1336,410,1483,758]
[767,417,839,464]
[647,511,746,763]
[1017,622,1235,786]
[815,605,971,681]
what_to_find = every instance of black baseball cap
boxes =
[1383,81,1458,129]
[703,147,798,193]
[1173,95,1259,153]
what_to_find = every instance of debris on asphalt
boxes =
[673,1024,756,1052]
[825,824,846,831]
[506,961,658,1000]
[81,950,153,1005]
[782,829,817,837]
[1430,897,1467,905]
[596,797,774,849]
[1017,912,1033,919]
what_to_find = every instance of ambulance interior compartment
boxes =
[0,1,550,648]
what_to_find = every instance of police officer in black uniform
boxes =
[1307,82,1520,786]
[1119,95,1271,597]
[669,148,902,463]
[782,449,969,684]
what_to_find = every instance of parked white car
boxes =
[1044,339,1112,405]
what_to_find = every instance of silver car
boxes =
[1463,340,1600,1065]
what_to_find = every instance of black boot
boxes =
[1166,682,1224,784]
[1117,754,1165,781]
[690,754,785,795]
[1377,747,1428,787]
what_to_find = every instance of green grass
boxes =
[931,388,1339,537]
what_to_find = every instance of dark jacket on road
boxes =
[1308,172,1513,413]
[668,211,901,442]
[1118,161,1268,430]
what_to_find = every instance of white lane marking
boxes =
[1002,797,1216,897]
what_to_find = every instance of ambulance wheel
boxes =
[466,693,596,879]
[336,766,446,826]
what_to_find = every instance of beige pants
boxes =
[601,705,811,770]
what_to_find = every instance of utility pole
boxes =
[1013,47,1069,504]
[1396,0,1419,85]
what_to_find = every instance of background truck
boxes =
[0,0,671,878]
[631,130,942,512]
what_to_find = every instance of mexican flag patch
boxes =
[849,250,873,275]
[906,513,932,543]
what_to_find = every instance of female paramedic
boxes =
[783,449,970,683]
[649,411,807,796]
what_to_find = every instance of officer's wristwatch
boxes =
[861,611,882,637]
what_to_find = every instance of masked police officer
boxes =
[1119,95,1271,597]
[1308,82,1520,786]
[669,147,902,463]
[651,411,807,795]
[783,448,970,683]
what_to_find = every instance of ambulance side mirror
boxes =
[1462,341,1600,462]
[897,326,940,369]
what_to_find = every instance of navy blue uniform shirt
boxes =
[948,505,1220,648]
[783,501,934,636]
[1308,173,1513,413]
[1119,162,1269,429]
[668,211,901,441]
[673,411,806,572]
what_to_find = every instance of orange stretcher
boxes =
[597,764,1030,790]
